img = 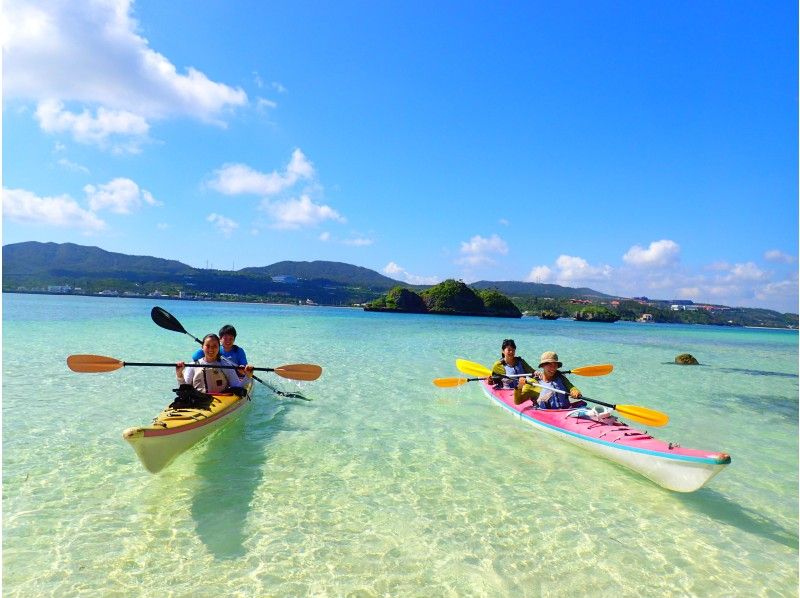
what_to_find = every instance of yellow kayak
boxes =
[122,382,254,473]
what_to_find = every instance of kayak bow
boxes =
[122,382,254,473]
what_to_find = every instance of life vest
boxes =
[190,362,229,394]
[501,357,528,389]
[537,374,571,409]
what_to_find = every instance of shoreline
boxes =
[4,291,797,329]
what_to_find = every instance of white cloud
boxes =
[156,222,169,230]
[384,262,404,275]
[3,0,246,135]
[57,157,90,174]
[764,249,796,264]
[207,213,239,237]
[343,237,374,247]
[84,178,160,213]
[256,97,277,111]
[383,262,439,285]
[36,99,149,151]
[263,194,345,229]
[523,255,612,288]
[3,187,105,231]
[272,82,287,93]
[456,234,508,266]
[208,149,314,196]
[525,265,553,283]
[319,232,331,241]
[623,239,680,267]
[722,262,767,282]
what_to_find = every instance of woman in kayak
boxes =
[526,351,582,409]
[489,339,538,402]
[176,333,254,393]
[191,324,247,366]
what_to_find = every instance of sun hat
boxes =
[538,351,562,368]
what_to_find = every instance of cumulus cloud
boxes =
[525,265,553,283]
[456,234,508,266]
[524,255,612,287]
[623,239,680,267]
[208,149,314,196]
[3,0,246,141]
[3,187,106,231]
[383,262,440,285]
[263,195,345,229]
[84,178,160,213]
[207,213,239,237]
[36,99,149,152]
[764,249,796,264]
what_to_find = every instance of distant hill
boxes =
[240,260,399,289]
[3,241,194,277]
[471,280,615,299]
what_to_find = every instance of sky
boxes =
[2,0,798,312]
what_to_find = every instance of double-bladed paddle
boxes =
[150,306,314,400]
[67,354,322,381]
[436,358,668,427]
[434,360,613,387]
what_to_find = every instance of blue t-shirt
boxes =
[192,345,247,366]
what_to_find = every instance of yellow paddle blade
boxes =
[569,364,613,377]
[67,354,124,373]
[274,363,322,381]
[615,404,669,427]
[433,377,470,388]
[455,359,492,378]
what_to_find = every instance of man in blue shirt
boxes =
[192,324,247,366]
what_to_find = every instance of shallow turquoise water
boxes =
[3,294,798,596]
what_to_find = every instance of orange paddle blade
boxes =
[433,377,470,388]
[569,364,613,377]
[274,363,322,381]
[67,354,125,373]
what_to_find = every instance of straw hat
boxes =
[538,351,562,368]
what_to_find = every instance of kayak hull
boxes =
[123,383,253,473]
[481,380,730,492]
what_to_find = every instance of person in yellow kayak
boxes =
[489,339,538,401]
[525,351,582,409]
[176,333,254,393]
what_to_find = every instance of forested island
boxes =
[364,279,522,318]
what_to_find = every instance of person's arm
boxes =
[236,346,247,365]
[561,374,581,399]
[176,361,193,385]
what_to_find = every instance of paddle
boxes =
[67,354,322,381]
[150,306,312,400]
[455,358,613,378]
[444,359,668,427]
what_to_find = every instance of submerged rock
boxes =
[675,353,699,365]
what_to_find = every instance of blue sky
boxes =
[3,1,798,312]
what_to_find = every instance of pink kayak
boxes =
[480,380,730,492]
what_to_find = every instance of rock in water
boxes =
[675,353,699,365]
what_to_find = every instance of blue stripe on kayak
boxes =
[483,386,729,466]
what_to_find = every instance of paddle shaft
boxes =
[125,361,275,372]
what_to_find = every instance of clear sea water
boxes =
[2,294,798,596]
